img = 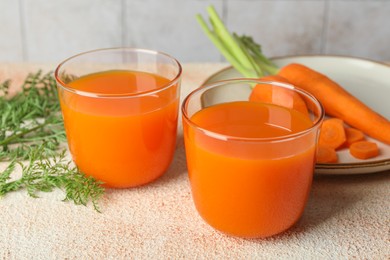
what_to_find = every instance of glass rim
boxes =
[54,47,182,98]
[181,78,325,143]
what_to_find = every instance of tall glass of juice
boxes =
[182,79,324,238]
[55,48,182,188]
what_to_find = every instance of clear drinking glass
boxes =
[55,48,182,188]
[182,79,324,238]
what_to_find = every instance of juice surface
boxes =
[59,70,179,188]
[68,70,168,95]
[184,101,316,238]
[191,101,312,138]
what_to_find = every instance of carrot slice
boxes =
[249,75,309,116]
[318,118,346,150]
[349,141,379,159]
[344,127,365,147]
[316,145,338,163]
[278,63,390,144]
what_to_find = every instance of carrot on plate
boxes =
[198,6,390,144]
[344,127,365,147]
[249,75,309,116]
[316,145,338,163]
[318,118,346,150]
[278,63,390,144]
[349,141,379,159]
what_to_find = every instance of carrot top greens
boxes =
[196,5,279,78]
[0,71,65,160]
[0,71,104,212]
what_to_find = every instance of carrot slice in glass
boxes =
[249,75,309,117]
[316,145,338,163]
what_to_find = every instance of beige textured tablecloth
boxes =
[0,63,389,259]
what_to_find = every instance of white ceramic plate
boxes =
[203,55,390,175]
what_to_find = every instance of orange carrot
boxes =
[318,118,346,149]
[198,8,390,144]
[249,75,309,116]
[349,141,379,159]
[316,145,338,163]
[278,63,390,144]
[344,127,365,147]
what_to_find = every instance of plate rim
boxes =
[202,54,390,85]
[201,55,390,174]
[271,53,390,67]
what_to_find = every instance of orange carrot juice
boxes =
[58,70,180,188]
[183,101,318,238]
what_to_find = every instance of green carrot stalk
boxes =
[238,35,279,75]
[196,14,249,76]
[196,5,279,78]
[196,6,256,78]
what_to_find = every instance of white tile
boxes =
[0,1,23,61]
[123,0,223,62]
[3,0,389,64]
[23,0,122,63]
[226,0,326,59]
[325,1,390,61]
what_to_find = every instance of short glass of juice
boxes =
[55,48,182,188]
[182,79,324,238]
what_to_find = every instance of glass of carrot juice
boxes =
[55,48,182,188]
[182,79,324,238]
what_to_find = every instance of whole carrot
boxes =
[278,63,390,144]
[197,5,390,144]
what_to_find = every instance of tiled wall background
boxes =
[1,0,389,64]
